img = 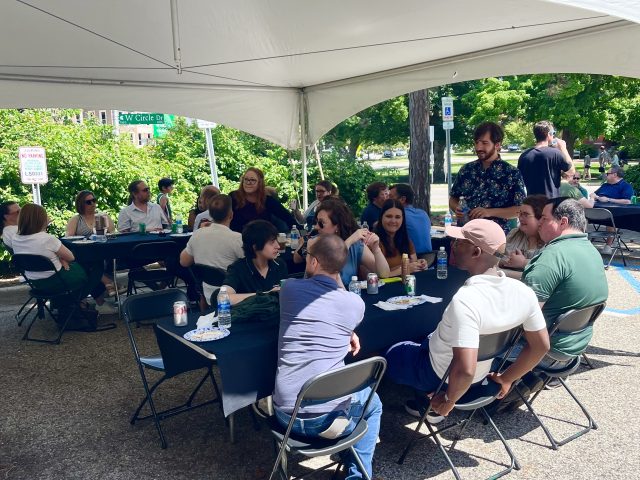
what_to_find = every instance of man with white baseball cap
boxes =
[386,219,550,422]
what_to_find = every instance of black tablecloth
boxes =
[156,267,468,417]
[61,232,191,263]
[593,203,640,232]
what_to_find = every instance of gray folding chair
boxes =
[584,208,627,269]
[398,327,523,480]
[268,356,387,480]
[514,303,605,450]
[122,289,222,449]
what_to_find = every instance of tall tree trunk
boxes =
[348,137,360,160]
[561,128,577,159]
[408,89,431,214]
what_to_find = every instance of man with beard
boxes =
[449,122,526,233]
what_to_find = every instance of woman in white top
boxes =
[1,201,20,250]
[13,203,116,314]
[500,194,547,276]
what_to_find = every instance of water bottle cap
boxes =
[439,246,445,251]
[220,286,227,292]
[351,276,358,281]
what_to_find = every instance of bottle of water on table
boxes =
[217,287,232,330]
[348,276,361,296]
[444,212,452,229]
[175,214,183,233]
[437,246,448,280]
[290,225,300,250]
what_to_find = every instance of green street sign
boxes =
[153,114,175,137]
[118,112,165,125]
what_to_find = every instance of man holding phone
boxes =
[518,121,574,197]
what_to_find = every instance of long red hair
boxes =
[233,167,266,213]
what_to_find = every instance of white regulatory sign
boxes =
[196,119,217,129]
[19,146,48,184]
[443,121,454,130]
[441,97,454,122]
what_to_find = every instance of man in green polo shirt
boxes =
[522,198,608,357]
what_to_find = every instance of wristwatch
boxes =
[444,393,454,404]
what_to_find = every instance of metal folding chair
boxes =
[122,289,222,449]
[514,303,606,450]
[268,356,387,480]
[398,327,523,480]
[189,263,226,312]
[126,241,179,295]
[12,254,86,344]
[584,208,627,269]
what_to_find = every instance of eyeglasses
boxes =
[84,198,96,205]
[550,130,556,137]
[606,171,615,175]
[244,178,259,184]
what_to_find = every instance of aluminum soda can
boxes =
[405,275,416,296]
[366,272,379,294]
[173,301,188,326]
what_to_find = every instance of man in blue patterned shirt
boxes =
[449,122,526,232]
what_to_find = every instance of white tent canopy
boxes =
[2,0,640,150]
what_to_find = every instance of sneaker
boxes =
[95,302,118,315]
[601,245,613,255]
[404,399,445,424]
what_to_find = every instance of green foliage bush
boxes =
[624,164,640,195]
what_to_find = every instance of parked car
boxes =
[573,149,580,159]
[383,150,393,158]
[507,144,520,152]
[394,149,407,157]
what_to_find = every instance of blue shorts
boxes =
[385,340,443,394]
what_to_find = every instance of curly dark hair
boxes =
[373,199,412,259]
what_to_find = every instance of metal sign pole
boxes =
[204,127,219,187]
[446,128,452,197]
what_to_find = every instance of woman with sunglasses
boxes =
[1,201,20,251]
[308,198,389,286]
[373,199,427,276]
[65,190,115,237]
[500,194,547,273]
[230,167,296,233]
[65,190,118,297]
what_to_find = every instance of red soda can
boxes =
[366,273,379,294]
[173,301,188,326]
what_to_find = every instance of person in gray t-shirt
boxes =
[273,234,382,480]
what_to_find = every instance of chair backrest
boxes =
[549,303,606,336]
[130,241,179,263]
[191,264,226,288]
[296,357,386,408]
[477,326,523,362]
[584,208,616,228]
[153,324,214,378]
[11,253,74,292]
[122,288,189,325]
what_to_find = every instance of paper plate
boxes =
[72,239,96,244]
[386,295,427,307]
[62,235,85,240]
[170,232,192,237]
[184,327,230,342]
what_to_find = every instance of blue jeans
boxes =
[275,387,382,480]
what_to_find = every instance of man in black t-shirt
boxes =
[517,121,574,197]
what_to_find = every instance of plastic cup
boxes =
[139,222,146,234]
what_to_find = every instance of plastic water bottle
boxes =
[458,198,470,227]
[444,212,453,228]
[217,287,232,330]
[437,246,448,280]
[175,214,183,233]
[290,225,300,250]
[361,221,369,231]
[348,276,361,296]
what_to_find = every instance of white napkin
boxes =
[374,301,411,311]
[196,312,218,329]
[420,295,443,304]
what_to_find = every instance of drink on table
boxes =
[217,287,232,330]
[444,212,452,228]
[405,275,416,296]
[458,197,470,227]
[366,272,379,294]
[348,275,361,296]
[289,225,300,250]
[173,301,188,326]
[139,222,146,234]
[437,246,448,280]
[175,213,183,233]
[401,253,409,284]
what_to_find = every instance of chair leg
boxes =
[185,370,211,407]
[268,439,288,480]
[515,384,559,450]
[425,421,463,480]
[397,408,429,464]
[15,298,36,326]
[130,376,167,424]
[349,446,372,480]
[581,353,595,369]
[479,407,521,474]
[449,409,478,451]
[130,375,168,449]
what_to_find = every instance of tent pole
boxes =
[313,143,324,180]
[299,93,308,211]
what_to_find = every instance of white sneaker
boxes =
[95,302,118,315]
[601,245,613,255]
[405,400,445,424]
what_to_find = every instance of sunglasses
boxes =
[84,198,96,205]
[317,219,326,229]
[572,176,581,180]
[244,178,259,184]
